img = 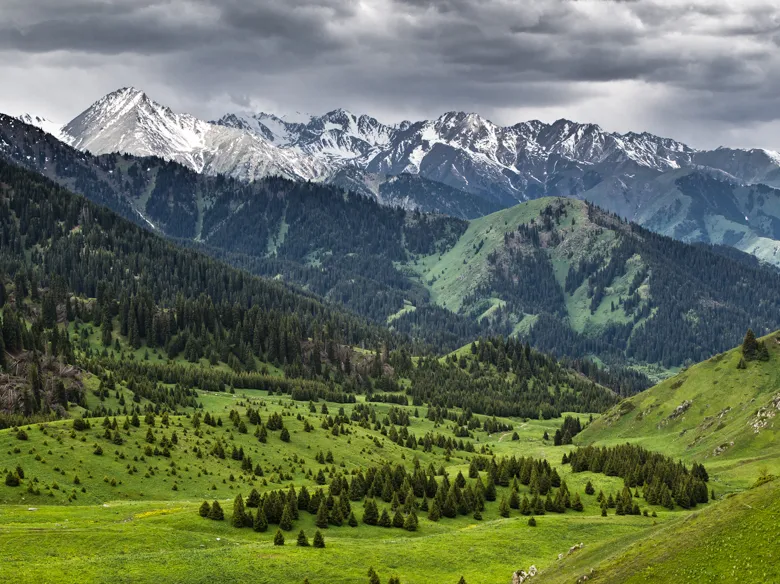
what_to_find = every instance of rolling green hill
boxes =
[535,477,779,584]
[405,198,780,376]
[577,331,780,490]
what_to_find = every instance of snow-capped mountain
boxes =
[17,114,64,141]
[60,87,328,181]
[47,87,780,213]
[7,99,780,268]
[215,108,397,165]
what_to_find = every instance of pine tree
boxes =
[232,494,247,528]
[585,481,595,495]
[274,529,285,546]
[296,530,310,547]
[528,516,537,527]
[378,509,392,527]
[742,328,758,360]
[199,501,211,517]
[315,501,329,528]
[280,503,294,531]
[392,510,405,528]
[311,529,325,548]
[348,511,358,527]
[208,500,224,520]
[253,507,268,532]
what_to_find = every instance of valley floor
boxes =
[1,389,775,583]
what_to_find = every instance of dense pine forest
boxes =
[473,200,780,367]
[0,159,637,427]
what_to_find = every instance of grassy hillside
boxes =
[536,478,780,584]
[405,197,780,376]
[578,331,780,490]
[406,199,556,313]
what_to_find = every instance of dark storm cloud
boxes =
[1,0,780,150]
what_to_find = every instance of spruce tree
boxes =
[253,507,268,532]
[280,503,294,531]
[368,567,381,584]
[572,493,584,512]
[232,494,247,528]
[427,499,441,522]
[247,488,261,508]
[315,501,329,528]
[296,530,310,547]
[313,530,325,548]
[519,495,531,516]
[499,495,510,518]
[208,500,224,520]
[742,328,758,360]
[199,501,211,517]
[363,499,379,525]
[274,529,285,546]
[485,474,497,502]
[378,509,392,527]
[404,510,418,531]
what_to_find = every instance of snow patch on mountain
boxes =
[17,114,64,141]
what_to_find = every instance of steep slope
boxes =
[577,331,780,489]
[536,478,779,584]
[328,169,503,219]
[585,167,780,265]
[61,87,328,181]
[216,108,396,165]
[403,198,780,372]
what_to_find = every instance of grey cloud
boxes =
[0,0,779,151]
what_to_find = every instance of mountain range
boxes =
[17,87,780,266]
[4,110,780,378]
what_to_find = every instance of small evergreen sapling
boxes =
[274,529,285,546]
[313,530,325,548]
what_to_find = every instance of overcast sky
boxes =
[2,0,780,150]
